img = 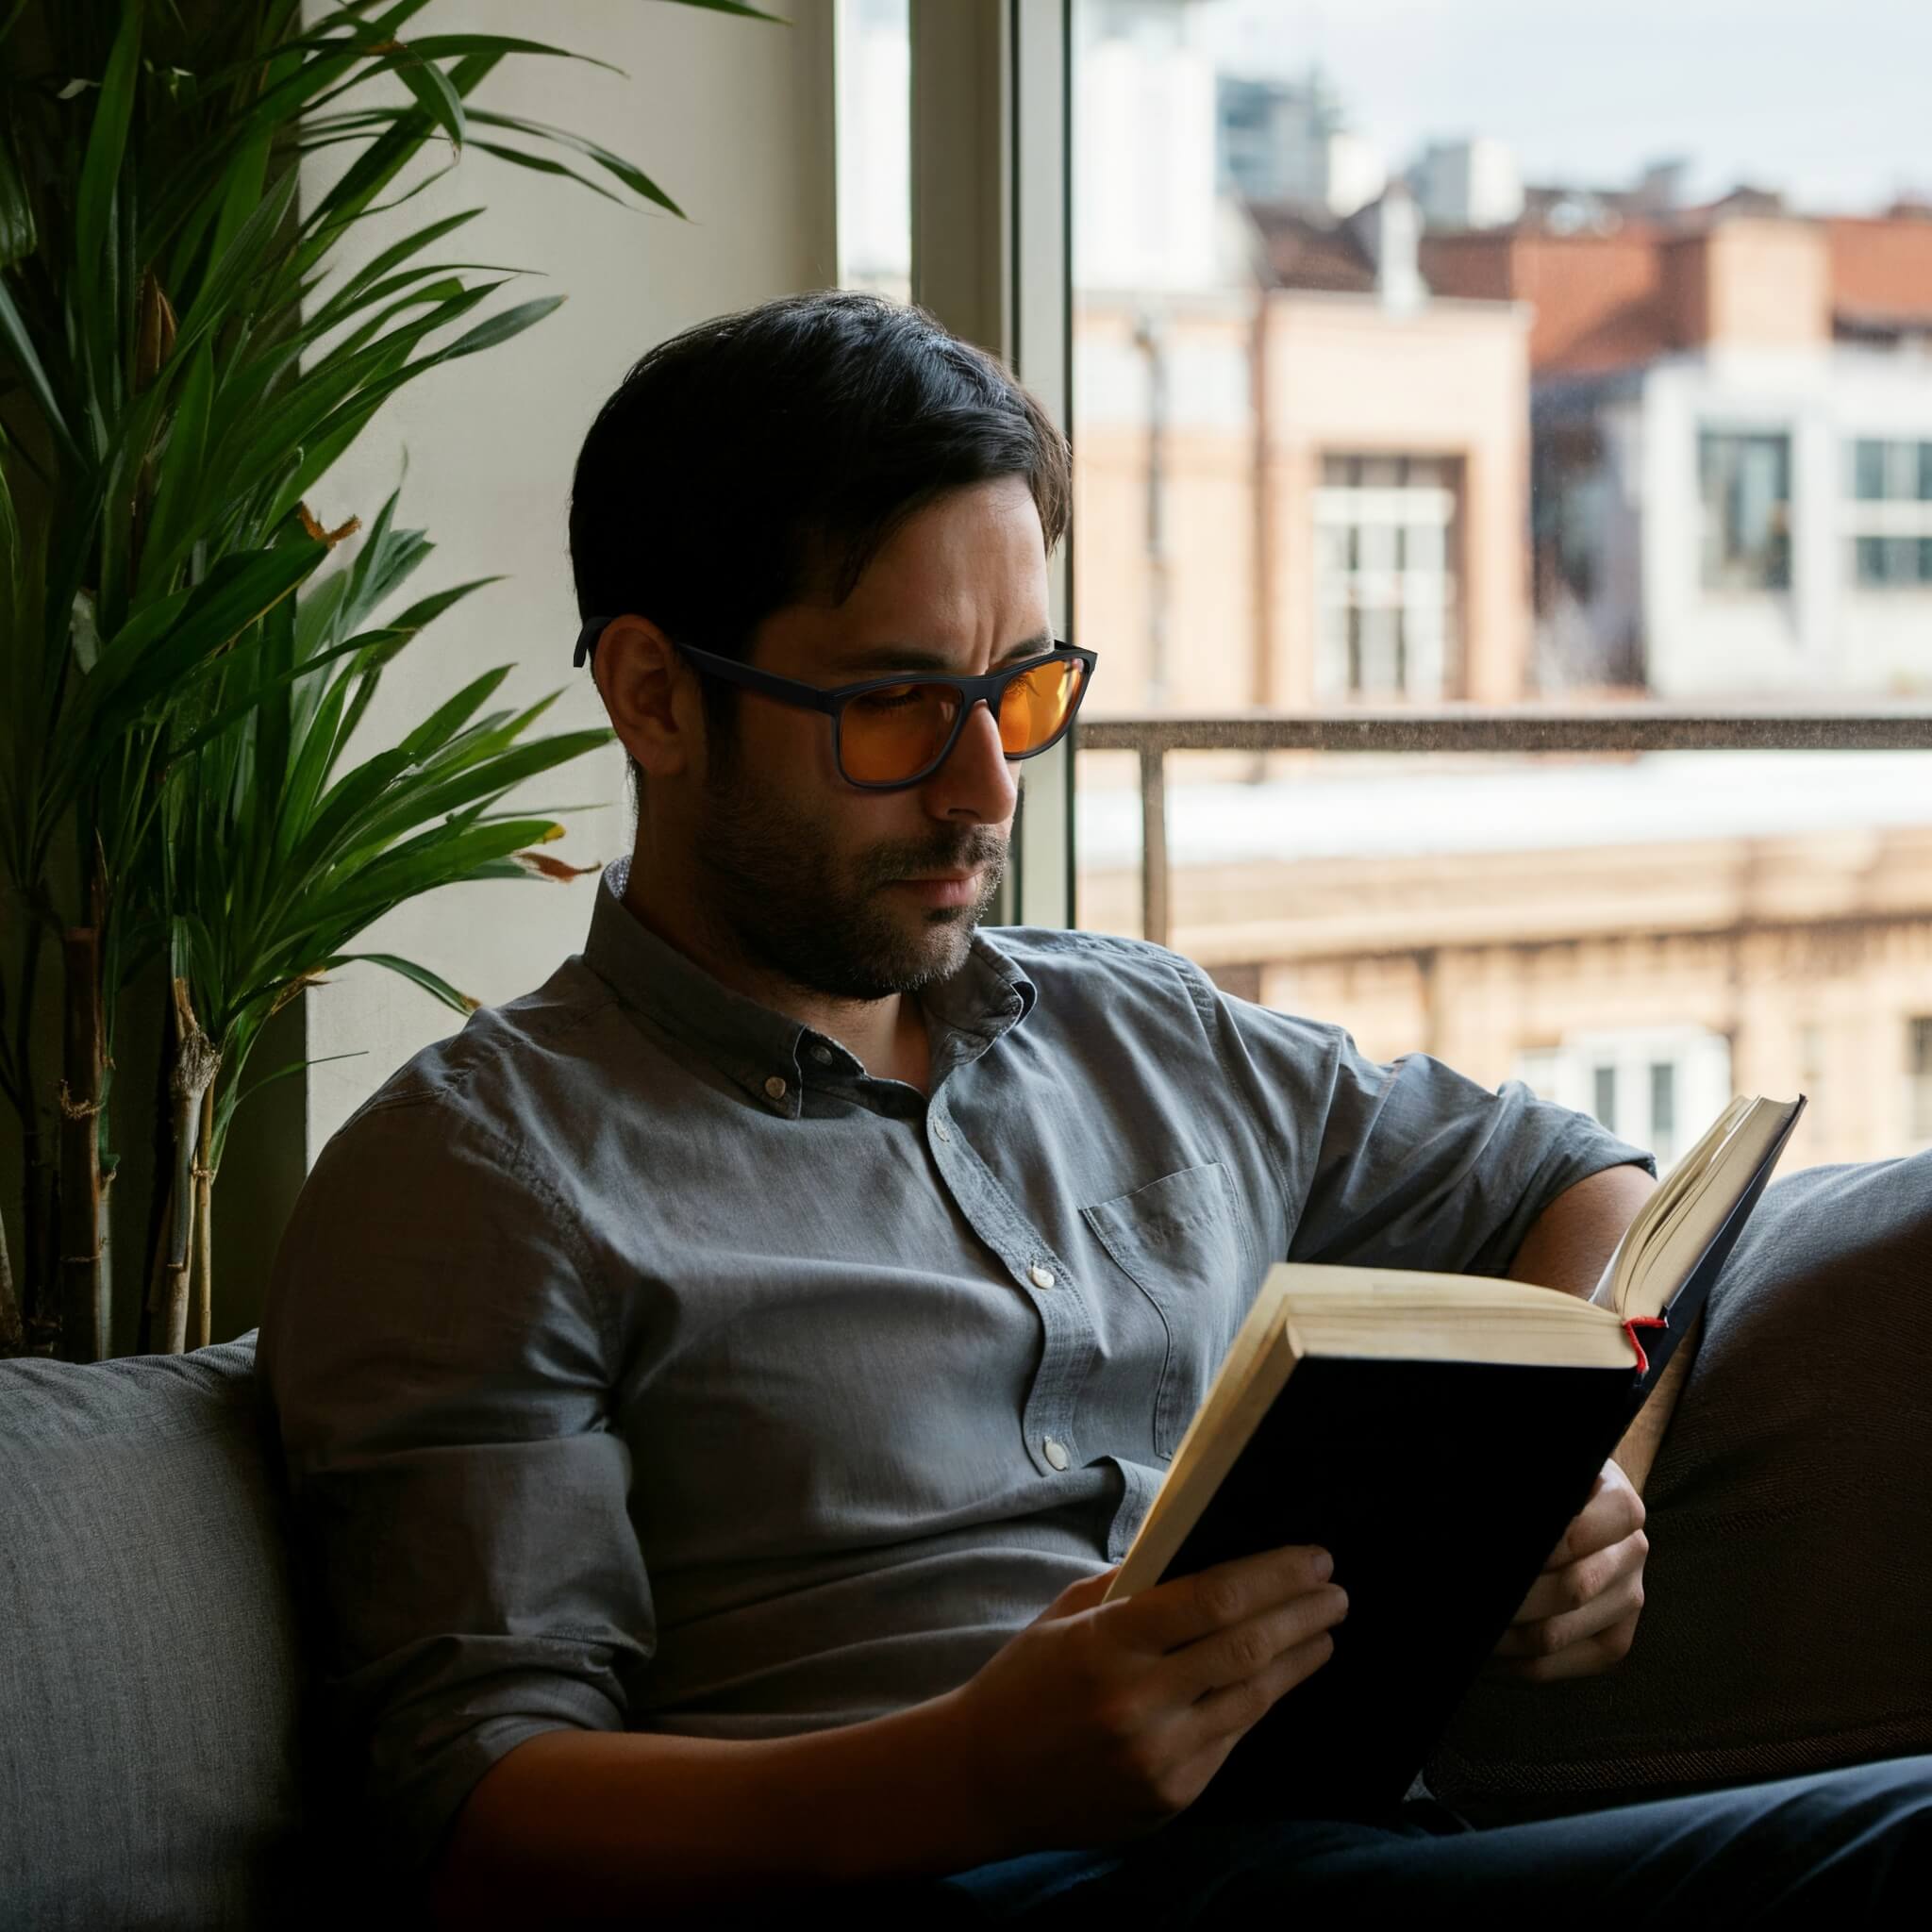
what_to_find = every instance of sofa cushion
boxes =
[1424,1152,1932,1821]
[0,1331,314,1930]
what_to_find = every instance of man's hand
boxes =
[1485,1457,1647,1683]
[947,1545,1350,1855]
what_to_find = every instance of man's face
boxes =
[690,475,1048,1005]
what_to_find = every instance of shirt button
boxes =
[810,1045,833,1065]
[1029,1264,1056,1291]
[764,1075,788,1100]
[1043,1438,1070,1471]
[933,1120,951,1142]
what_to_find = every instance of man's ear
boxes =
[590,614,701,781]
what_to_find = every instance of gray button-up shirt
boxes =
[260,857,1650,1876]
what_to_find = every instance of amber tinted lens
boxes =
[839,658,1084,783]
[996,656,1084,756]
[841,683,962,782]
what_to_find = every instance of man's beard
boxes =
[692,735,1016,1004]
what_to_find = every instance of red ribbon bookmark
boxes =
[1622,1314,1668,1377]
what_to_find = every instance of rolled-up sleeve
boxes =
[258,1094,653,1880]
[1175,958,1656,1276]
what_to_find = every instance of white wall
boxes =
[296,0,837,1162]
[1642,344,1932,699]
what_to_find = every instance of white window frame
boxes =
[908,0,1074,931]
[1311,457,1458,701]
[1516,1027,1734,1173]
[1844,436,1932,591]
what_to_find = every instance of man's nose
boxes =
[924,697,1020,818]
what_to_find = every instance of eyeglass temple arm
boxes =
[575,621,855,717]
[577,619,1088,706]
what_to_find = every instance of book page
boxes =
[1589,1095,1754,1314]
[1618,1097,1801,1319]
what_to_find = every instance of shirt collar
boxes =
[580,856,1037,1114]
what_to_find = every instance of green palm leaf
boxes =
[0,0,782,1358]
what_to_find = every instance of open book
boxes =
[1100,1091,1806,1823]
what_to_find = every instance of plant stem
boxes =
[14,914,45,1343]
[0,1208,21,1356]
[191,1081,214,1351]
[138,969,175,1357]
[160,980,219,1355]
[58,926,105,1362]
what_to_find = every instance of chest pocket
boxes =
[1080,1161,1257,1462]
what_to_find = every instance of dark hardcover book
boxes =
[1101,1092,1806,1824]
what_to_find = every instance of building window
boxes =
[1700,430,1791,591]
[1312,455,1458,699]
[1591,1063,1618,1132]
[1515,1026,1732,1172]
[1909,1017,1932,1141]
[1649,1060,1676,1148]
[1847,439,1932,589]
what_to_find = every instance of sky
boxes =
[1189,0,1932,214]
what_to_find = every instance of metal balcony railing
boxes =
[1071,705,1932,950]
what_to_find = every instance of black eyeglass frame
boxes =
[575,617,1097,791]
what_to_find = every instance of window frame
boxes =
[908,0,1075,932]
[1845,436,1932,590]
[1698,425,1793,593]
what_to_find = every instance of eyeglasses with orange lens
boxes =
[573,620,1097,791]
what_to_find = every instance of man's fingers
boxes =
[1492,1561,1646,1661]
[1491,1460,1650,1682]
[1548,1463,1645,1566]
[1508,1526,1649,1628]
[1119,1544,1336,1656]
[1168,1585,1350,1704]
[1486,1607,1643,1683]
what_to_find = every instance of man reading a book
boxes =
[261,291,1930,1925]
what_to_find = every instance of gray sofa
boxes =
[4,1155,1928,1928]
[0,1333,348,1931]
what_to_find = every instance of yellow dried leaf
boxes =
[295,503,363,547]
[515,849,601,882]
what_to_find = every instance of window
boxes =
[1909,1017,1932,1141]
[1699,430,1791,591]
[1591,1063,1618,1135]
[1649,1060,1676,1150]
[1847,439,1932,589]
[1515,1029,1732,1172]
[1028,0,1932,1181]
[1312,456,1457,699]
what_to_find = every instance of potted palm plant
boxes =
[0,0,780,1360]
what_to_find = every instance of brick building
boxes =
[1423,205,1932,697]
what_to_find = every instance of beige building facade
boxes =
[1070,261,1932,1177]
[1074,281,1533,723]
[1075,799,1932,1174]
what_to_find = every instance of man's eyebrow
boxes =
[829,630,1054,674]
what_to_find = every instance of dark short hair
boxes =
[568,289,1072,756]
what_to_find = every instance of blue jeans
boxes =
[841,1755,1932,1925]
